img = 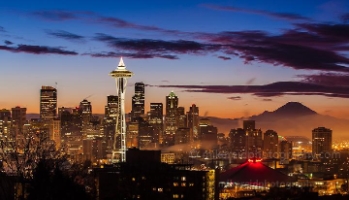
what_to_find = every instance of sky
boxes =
[1,0,349,120]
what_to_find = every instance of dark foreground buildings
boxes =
[94,148,219,200]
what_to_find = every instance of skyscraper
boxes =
[187,104,199,143]
[165,91,178,134]
[109,58,133,162]
[105,95,118,119]
[131,82,145,121]
[40,86,57,121]
[263,130,278,158]
[11,106,26,135]
[148,103,163,145]
[312,127,332,156]
[104,95,118,149]
[243,120,255,131]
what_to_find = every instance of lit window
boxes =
[181,176,186,181]
[173,194,179,198]
[152,187,156,191]
[189,183,194,187]
[132,177,135,181]
[173,182,179,187]
[158,188,163,192]
[181,182,186,187]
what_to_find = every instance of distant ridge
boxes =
[273,102,317,116]
[251,102,317,120]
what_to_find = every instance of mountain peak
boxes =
[273,102,317,116]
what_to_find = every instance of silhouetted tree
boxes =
[27,158,90,200]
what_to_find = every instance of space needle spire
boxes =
[109,57,133,162]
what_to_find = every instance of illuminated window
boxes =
[173,182,179,187]
[142,176,146,180]
[173,194,179,198]
[181,182,186,187]
[132,177,135,181]
[181,194,184,198]
[181,176,186,181]
[152,187,156,191]
[189,183,194,187]
[158,188,163,192]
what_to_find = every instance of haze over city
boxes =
[1,1,349,127]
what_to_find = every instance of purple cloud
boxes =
[152,76,349,98]
[94,33,219,55]
[82,51,177,59]
[0,44,78,55]
[4,40,13,45]
[228,96,241,100]
[31,10,79,21]
[202,4,310,21]
[217,56,231,60]
[46,30,85,41]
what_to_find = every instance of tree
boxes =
[27,158,90,200]
[0,128,57,199]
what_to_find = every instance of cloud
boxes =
[227,96,241,100]
[298,73,349,87]
[4,40,13,45]
[96,16,182,35]
[94,33,220,55]
[83,51,177,59]
[31,10,79,21]
[0,26,5,32]
[202,29,349,72]
[202,4,310,21]
[0,44,78,55]
[27,10,349,72]
[217,56,231,60]
[45,30,85,41]
[153,76,349,98]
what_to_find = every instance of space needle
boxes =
[109,57,133,162]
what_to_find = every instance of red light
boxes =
[248,158,262,163]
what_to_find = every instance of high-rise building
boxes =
[312,127,332,156]
[165,91,178,134]
[243,120,255,131]
[199,119,218,149]
[11,106,26,135]
[79,99,92,122]
[131,82,145,121]
[187,104,199,143]
[40,86,57,121]
[176,107,187,128]
[109,57,133,162]
[0,109,11,121]
[105,95,118,119]
[148,103,163,145]
[246,129,263,156]
[280,141,292,164]
[104,95,118,151]
[0,109,12,136]
[138,119,155,149]
[263,130,278,158]
[50,118,61,149]
[229,128,247,153]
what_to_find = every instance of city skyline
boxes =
[1,0,349,120]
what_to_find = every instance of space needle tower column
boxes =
[109,57,133,162]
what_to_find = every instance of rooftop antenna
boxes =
[83,94,94,100]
